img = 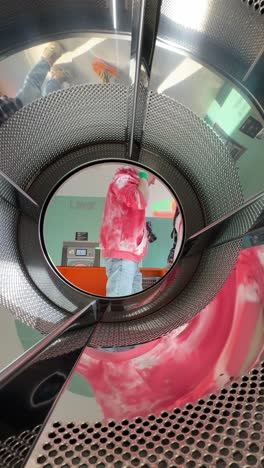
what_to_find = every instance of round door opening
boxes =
[41,161,184,298]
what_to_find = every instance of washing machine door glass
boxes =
[42,161,184,298]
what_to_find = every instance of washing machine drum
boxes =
[0,0,263,350]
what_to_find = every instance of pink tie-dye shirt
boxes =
[100,167,149,262]
[77,246,264,422]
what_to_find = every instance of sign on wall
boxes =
[152,199,177,218]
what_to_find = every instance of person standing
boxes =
[100,166,155,297]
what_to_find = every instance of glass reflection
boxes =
[17,42,71,106]
[0,42,72,125]
[0,34,131,127]
[1,36,264,214]
[43,162,183,297]
[0,306,43,374]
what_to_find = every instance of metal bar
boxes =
[242,43,264,82]
[24,326,97,468]
[128,0,147,159]
[127,0,162,160]
[183,190,264,257]
[0,301,96,389]
[0,169,40,222]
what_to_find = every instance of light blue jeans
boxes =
[105,258,143,297]
[101,258,142,352]
[17,58,61,106]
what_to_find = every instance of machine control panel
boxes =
[61,241,100,267]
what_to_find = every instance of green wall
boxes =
[143,218,172,268]
[44,196,105,266]
[207,84,264,200]
[233,123,264,199]
[44,196,173,268]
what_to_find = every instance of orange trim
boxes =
[57,267,167,296]
[152,211,174,218]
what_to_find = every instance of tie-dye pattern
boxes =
[77,246,264,421]
[100,167,148,262]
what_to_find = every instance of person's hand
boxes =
[148,174,156,186]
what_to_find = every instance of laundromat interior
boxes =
[0,0,264,467]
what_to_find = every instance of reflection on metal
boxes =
[0,2,263,462]
[128,0,162,159]
[184,190,264,257]
[0,302,96,389]
[0,76,243,344]
[0,1,131,59]
[242,42,264,82]
[112,0,117,30]
[0,324,94,447]
[212,123,247,162]
[24,333,98,467]
[157,57,203,94]
[161,0,209,31]
[24,361,264,468]
[159,0,264,109]
[128,0,147,159]
[0,170,39,222]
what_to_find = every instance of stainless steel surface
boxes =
[0,312,96,451]
[0,2,131,58]
[0,303,95,389]
[0,0,263,464]
[24,360,264,468]
[0,170,39,222]
[128,0,161,159]
[160,0,264,85]
[0,425,41,468]
[1,75,248,345]
[184,189,264,257]
[0,10,262,330]
[242,42,264,82]
[0,33,262,344]
[128,0,147,159]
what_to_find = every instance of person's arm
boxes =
[138,174,149,203]
[112,173,148,210]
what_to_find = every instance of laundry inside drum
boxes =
[0,0,264,465]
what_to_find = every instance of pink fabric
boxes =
[77,246,264,421]
[100,167,148,262]
[173,213,184,261]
